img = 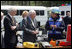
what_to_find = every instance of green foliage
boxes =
[1,1,71,7]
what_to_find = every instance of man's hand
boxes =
[32,31,39,34]
[11,26,16,30]
[50,25,55,28]
[50,25,57,28]
[16,23,19,27]
[54,25,57,28]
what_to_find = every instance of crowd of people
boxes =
[1,7,71,48]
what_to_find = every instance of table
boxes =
[16,44,71,48]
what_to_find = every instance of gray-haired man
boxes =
[4,7,18,48]
[22,10,39,42]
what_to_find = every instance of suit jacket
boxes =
[22,17,38,42]
[4,14,17,44]
[63,16,71,31]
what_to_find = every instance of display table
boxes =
[16,46,39,48]
[16,42,71,48]
[48,46,71,48]
[16,45,71,48]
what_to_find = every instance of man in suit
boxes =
[22,10,39,43]
[4,8,18,48]
[63,11,71,31]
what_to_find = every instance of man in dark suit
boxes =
[63,11,71,31]
[21,10,39,43]
[4,8,18,48]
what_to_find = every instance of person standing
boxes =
[18,11,29,43]
[4,8,18,48]
[45,9,65,42]
[63,11,71,31]
[22,10,39,42]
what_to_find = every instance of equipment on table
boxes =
[66,24,71,42]
[50,39,56,47]
[23,42,39,48]
[36,28,48,42]
[39,42,52,48]
[56,24,71,46]
[59,41,71,46]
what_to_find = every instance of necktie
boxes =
[32,19,35,28]
[12,16,15,25]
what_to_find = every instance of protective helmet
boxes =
[51,9,61,15]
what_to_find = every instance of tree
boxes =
[1,1,71,6]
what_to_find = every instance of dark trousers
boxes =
[4,38,17,48]
[4,35,18,48]
[48,34,63,42]
[4,42,16,48]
